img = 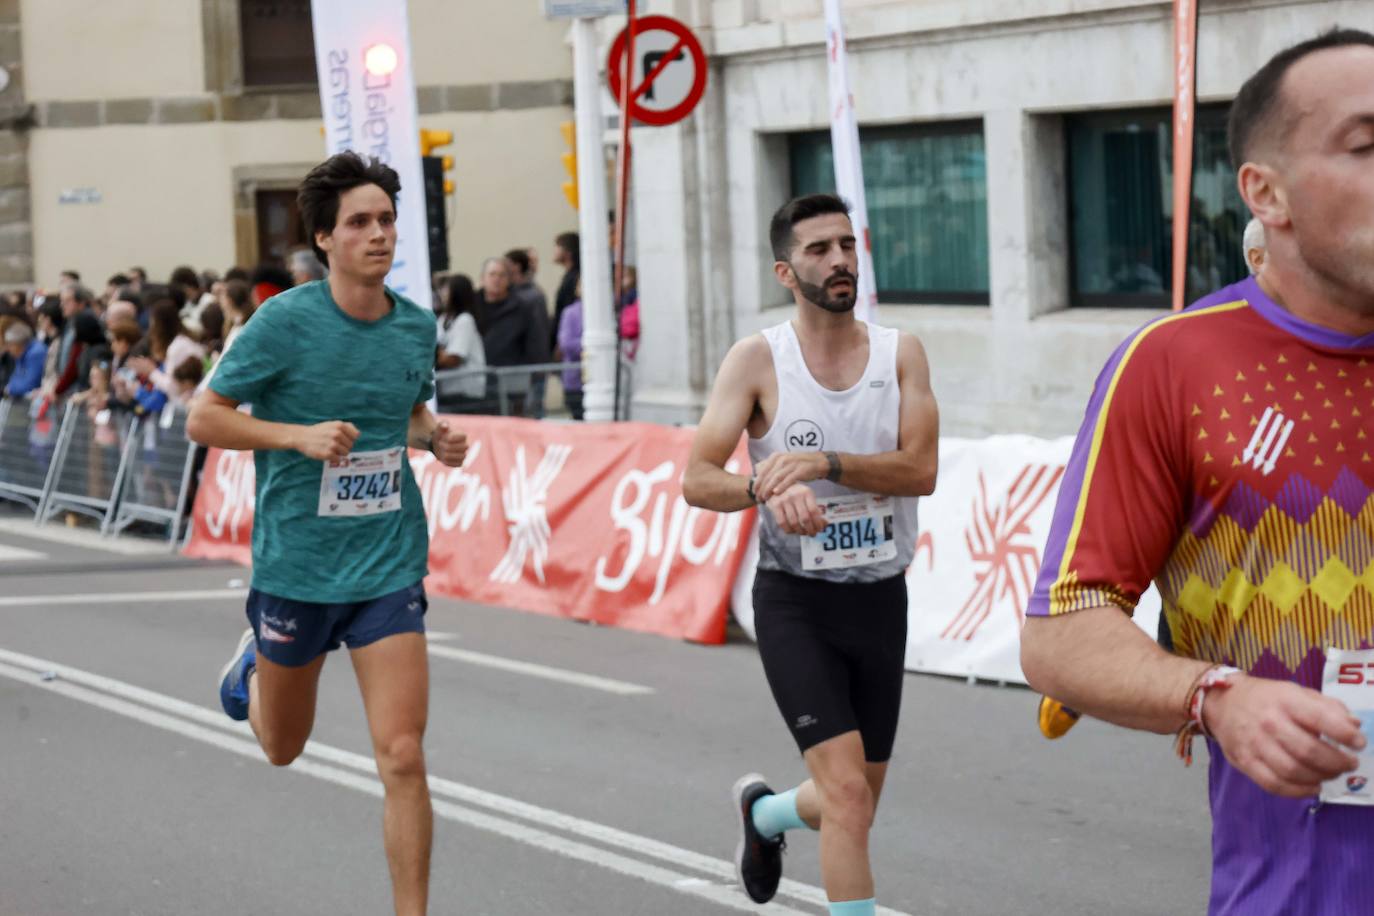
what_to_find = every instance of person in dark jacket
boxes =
[478,257,549,416]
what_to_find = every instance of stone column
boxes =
[0,0,32,287]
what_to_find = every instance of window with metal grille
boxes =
[1067,104,1250,308]
[239,0,316,89]
[788,121,990,305]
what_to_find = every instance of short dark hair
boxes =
[60,269,80,282]
[107,272,130,288]
[1228,28,1374,171]
[223,279,254,322]
[169,266,200,291]
[443,274,479,323]
[505,248,531,277]
[769,194,851,262]
[224,266,250,283]
[297,151,402,267]
[555,232,580,269]
[114,287,143,310]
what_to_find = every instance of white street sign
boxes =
[544,0,624,19]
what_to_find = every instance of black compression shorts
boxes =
[752,568,908,763]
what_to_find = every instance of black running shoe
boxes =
[731,773,785,904]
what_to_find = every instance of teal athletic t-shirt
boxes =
[209,280,436,603]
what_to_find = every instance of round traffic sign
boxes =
[606,15,708,128]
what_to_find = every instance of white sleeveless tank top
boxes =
[748,320,920,583]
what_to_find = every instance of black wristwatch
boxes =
[746,474,758,504]
[823,451,842,483]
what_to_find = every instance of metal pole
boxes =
[611,0,636,422]
[572,17,616,422]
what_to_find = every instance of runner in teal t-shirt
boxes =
[188,152,467,916]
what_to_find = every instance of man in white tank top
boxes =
[684,194,939,916]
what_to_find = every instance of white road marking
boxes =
[427,644,654,696]
[0,590,652,697]
[0,648,895,915]
[0,544,46,562]
[0,588,248,608]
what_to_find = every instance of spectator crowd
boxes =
[0,231,640,425]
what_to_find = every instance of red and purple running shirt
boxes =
[1028,276,1374,915]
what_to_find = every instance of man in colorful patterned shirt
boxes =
[1022,30,1374,915]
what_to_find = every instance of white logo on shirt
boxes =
[1242,406,1295,476]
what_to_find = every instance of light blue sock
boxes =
[750,787,809,839]
[828,899,876,916]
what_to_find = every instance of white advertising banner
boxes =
[731,436,1163,684]
[823,0,877,323]
[311,0,431,310]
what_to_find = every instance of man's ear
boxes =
[1237,162,1290,232]
[773,260,796,291]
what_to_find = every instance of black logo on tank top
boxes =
[784,419,825,452]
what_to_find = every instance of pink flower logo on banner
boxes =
[941,464,1065,642]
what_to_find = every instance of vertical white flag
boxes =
[311,0,431,310]
[824,0,877,323]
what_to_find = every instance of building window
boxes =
[1068,105,1249,308]
[240,0,316,89]
[788,122,989,305]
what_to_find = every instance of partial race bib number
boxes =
[800,494,896,571]
[318,447,404,518]
[1320,647,1374,806]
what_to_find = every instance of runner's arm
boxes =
[407,401,437,451]
[1021,607,1209,733]
[753,333,938,501]
[187,389,358,460]
[188,389,306,451]
[682,338,763,513]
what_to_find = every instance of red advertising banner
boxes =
[1171,0,1200,312]
[185,417,754,644]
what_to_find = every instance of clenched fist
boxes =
[430,421,468,468]
[296,420,360,461]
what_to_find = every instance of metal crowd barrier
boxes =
[0,397,197,546]
[37,401,140,529]
[105,406,197,545]
[434,359,635,419]
[1,362,638,543]
[0,397,59,512]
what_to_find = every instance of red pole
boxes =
[1170,0,1199,311]
[612,0,636,419]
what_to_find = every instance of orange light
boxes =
[364,43,398,77]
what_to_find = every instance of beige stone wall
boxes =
[27,111,579,292]
[20,0,205,101]
[18,0,579,291]
[421,107,583,284]
[409,0,574,87]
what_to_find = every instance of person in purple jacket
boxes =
[554,280,584,420]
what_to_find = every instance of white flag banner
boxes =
[311,0,431,310]
[731,436,1163,684]
[823,0,877,323]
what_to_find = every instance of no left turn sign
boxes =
[606,15,708,127]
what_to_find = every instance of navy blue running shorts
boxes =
[245,581,428,667]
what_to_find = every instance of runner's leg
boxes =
[248,653,327,766]
[803,730,877,904]
[351,632,431,916]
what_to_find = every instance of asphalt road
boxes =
[0,518,1214,915]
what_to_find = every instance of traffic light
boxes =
[420,129,455,272]
[560,121,578,210]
